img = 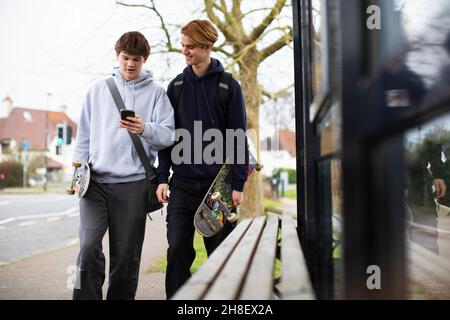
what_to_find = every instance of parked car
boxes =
[29,175,44,186]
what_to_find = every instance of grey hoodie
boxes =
[73,67,175,183]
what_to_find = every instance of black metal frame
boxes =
[294,0,450,300]
[293,0,334,299]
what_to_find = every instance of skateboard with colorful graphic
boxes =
[194,151,262,237]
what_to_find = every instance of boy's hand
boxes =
[433,179,447,199]
[120,115,145,135]
[232,190,244,207]
[156,183,169,203]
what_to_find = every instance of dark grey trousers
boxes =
[73,178,149,300]
[165,176,235,299]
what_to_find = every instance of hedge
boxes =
[0,161,24,187]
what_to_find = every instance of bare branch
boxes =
[261,84,294,101]
[205,0,240,43]
[259,26,293,63]
[212,45,233,57]
[249,0,287,42]
[115,1,151,10]
[116,0,178,52]
[232,0,242,18]
[211,1,229,22]
[241,7,272,19]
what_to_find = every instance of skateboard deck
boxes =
[66,161,90,198]
[194,163,235,237]
[193,151,262,237]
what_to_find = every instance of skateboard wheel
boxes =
[255,163,263,171]
[72,161,82,168]
[211,192,221,201]
[66,188,76,195]
[227,212,237,223]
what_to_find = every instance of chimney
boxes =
[60,104,68,114]
[2,96,13,117]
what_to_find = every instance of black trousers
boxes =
[73,179,148,300]
[165,176,235,299]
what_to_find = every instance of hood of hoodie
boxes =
[111,67,154,109]
[183,58,224,80]
[182,58,224,125]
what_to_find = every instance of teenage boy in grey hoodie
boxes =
[72,31,174,300]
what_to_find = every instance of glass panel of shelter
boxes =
[377,0,450,299]
[404,114,450,299]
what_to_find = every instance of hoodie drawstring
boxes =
[132,83,135,109]
[119,79,136,109]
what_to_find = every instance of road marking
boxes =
[63,207,78,214]
[0,206,79,225]
[18,221,35,227]
[411,222,450,234]
[67,238,80,246]
[0,218,16,225]
[47,217,61,222]
[0,201,10,206]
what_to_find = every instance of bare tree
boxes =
[117,0,293,217]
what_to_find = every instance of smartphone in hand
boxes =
[120,109,135,122]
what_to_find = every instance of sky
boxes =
[0,0,295,137]
[0,0,184,120]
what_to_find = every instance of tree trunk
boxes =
[237,50,264,218]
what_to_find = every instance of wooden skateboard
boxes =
[194,152,262,237]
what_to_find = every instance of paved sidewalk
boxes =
[0,209,168,300]
[280,197,297,214]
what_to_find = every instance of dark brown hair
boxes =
[181,20,218,48]
[115,31,151,58]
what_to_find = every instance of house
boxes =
[0,96,77,183]
[278,129,296,158]
[260,129,297,177]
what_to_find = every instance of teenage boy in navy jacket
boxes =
[156,20,248,299]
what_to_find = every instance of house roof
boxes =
[278,129,296,157]
[46,156,64,169]
[0,107,77,151]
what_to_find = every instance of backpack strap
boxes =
[105,77,157,182]
[172,71,232,119]
[171,73,185,110]
[218,72,232,120]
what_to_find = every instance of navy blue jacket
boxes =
[156,58,248,191]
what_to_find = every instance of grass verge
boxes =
[147,231,207,274]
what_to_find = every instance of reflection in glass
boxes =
[375,0,450,299]
[404,115,450,299]
[319,104,341,156]
[310,0,329,120]
[331,158,343,298]
[379,1,450,112]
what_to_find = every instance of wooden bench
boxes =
[172,214,315,300]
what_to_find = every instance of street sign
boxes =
[22,139,29,151]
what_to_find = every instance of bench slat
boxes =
[239,215,280,300]
[172,218,253,300]
[204,216,267,300]
[279,215,315,300]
